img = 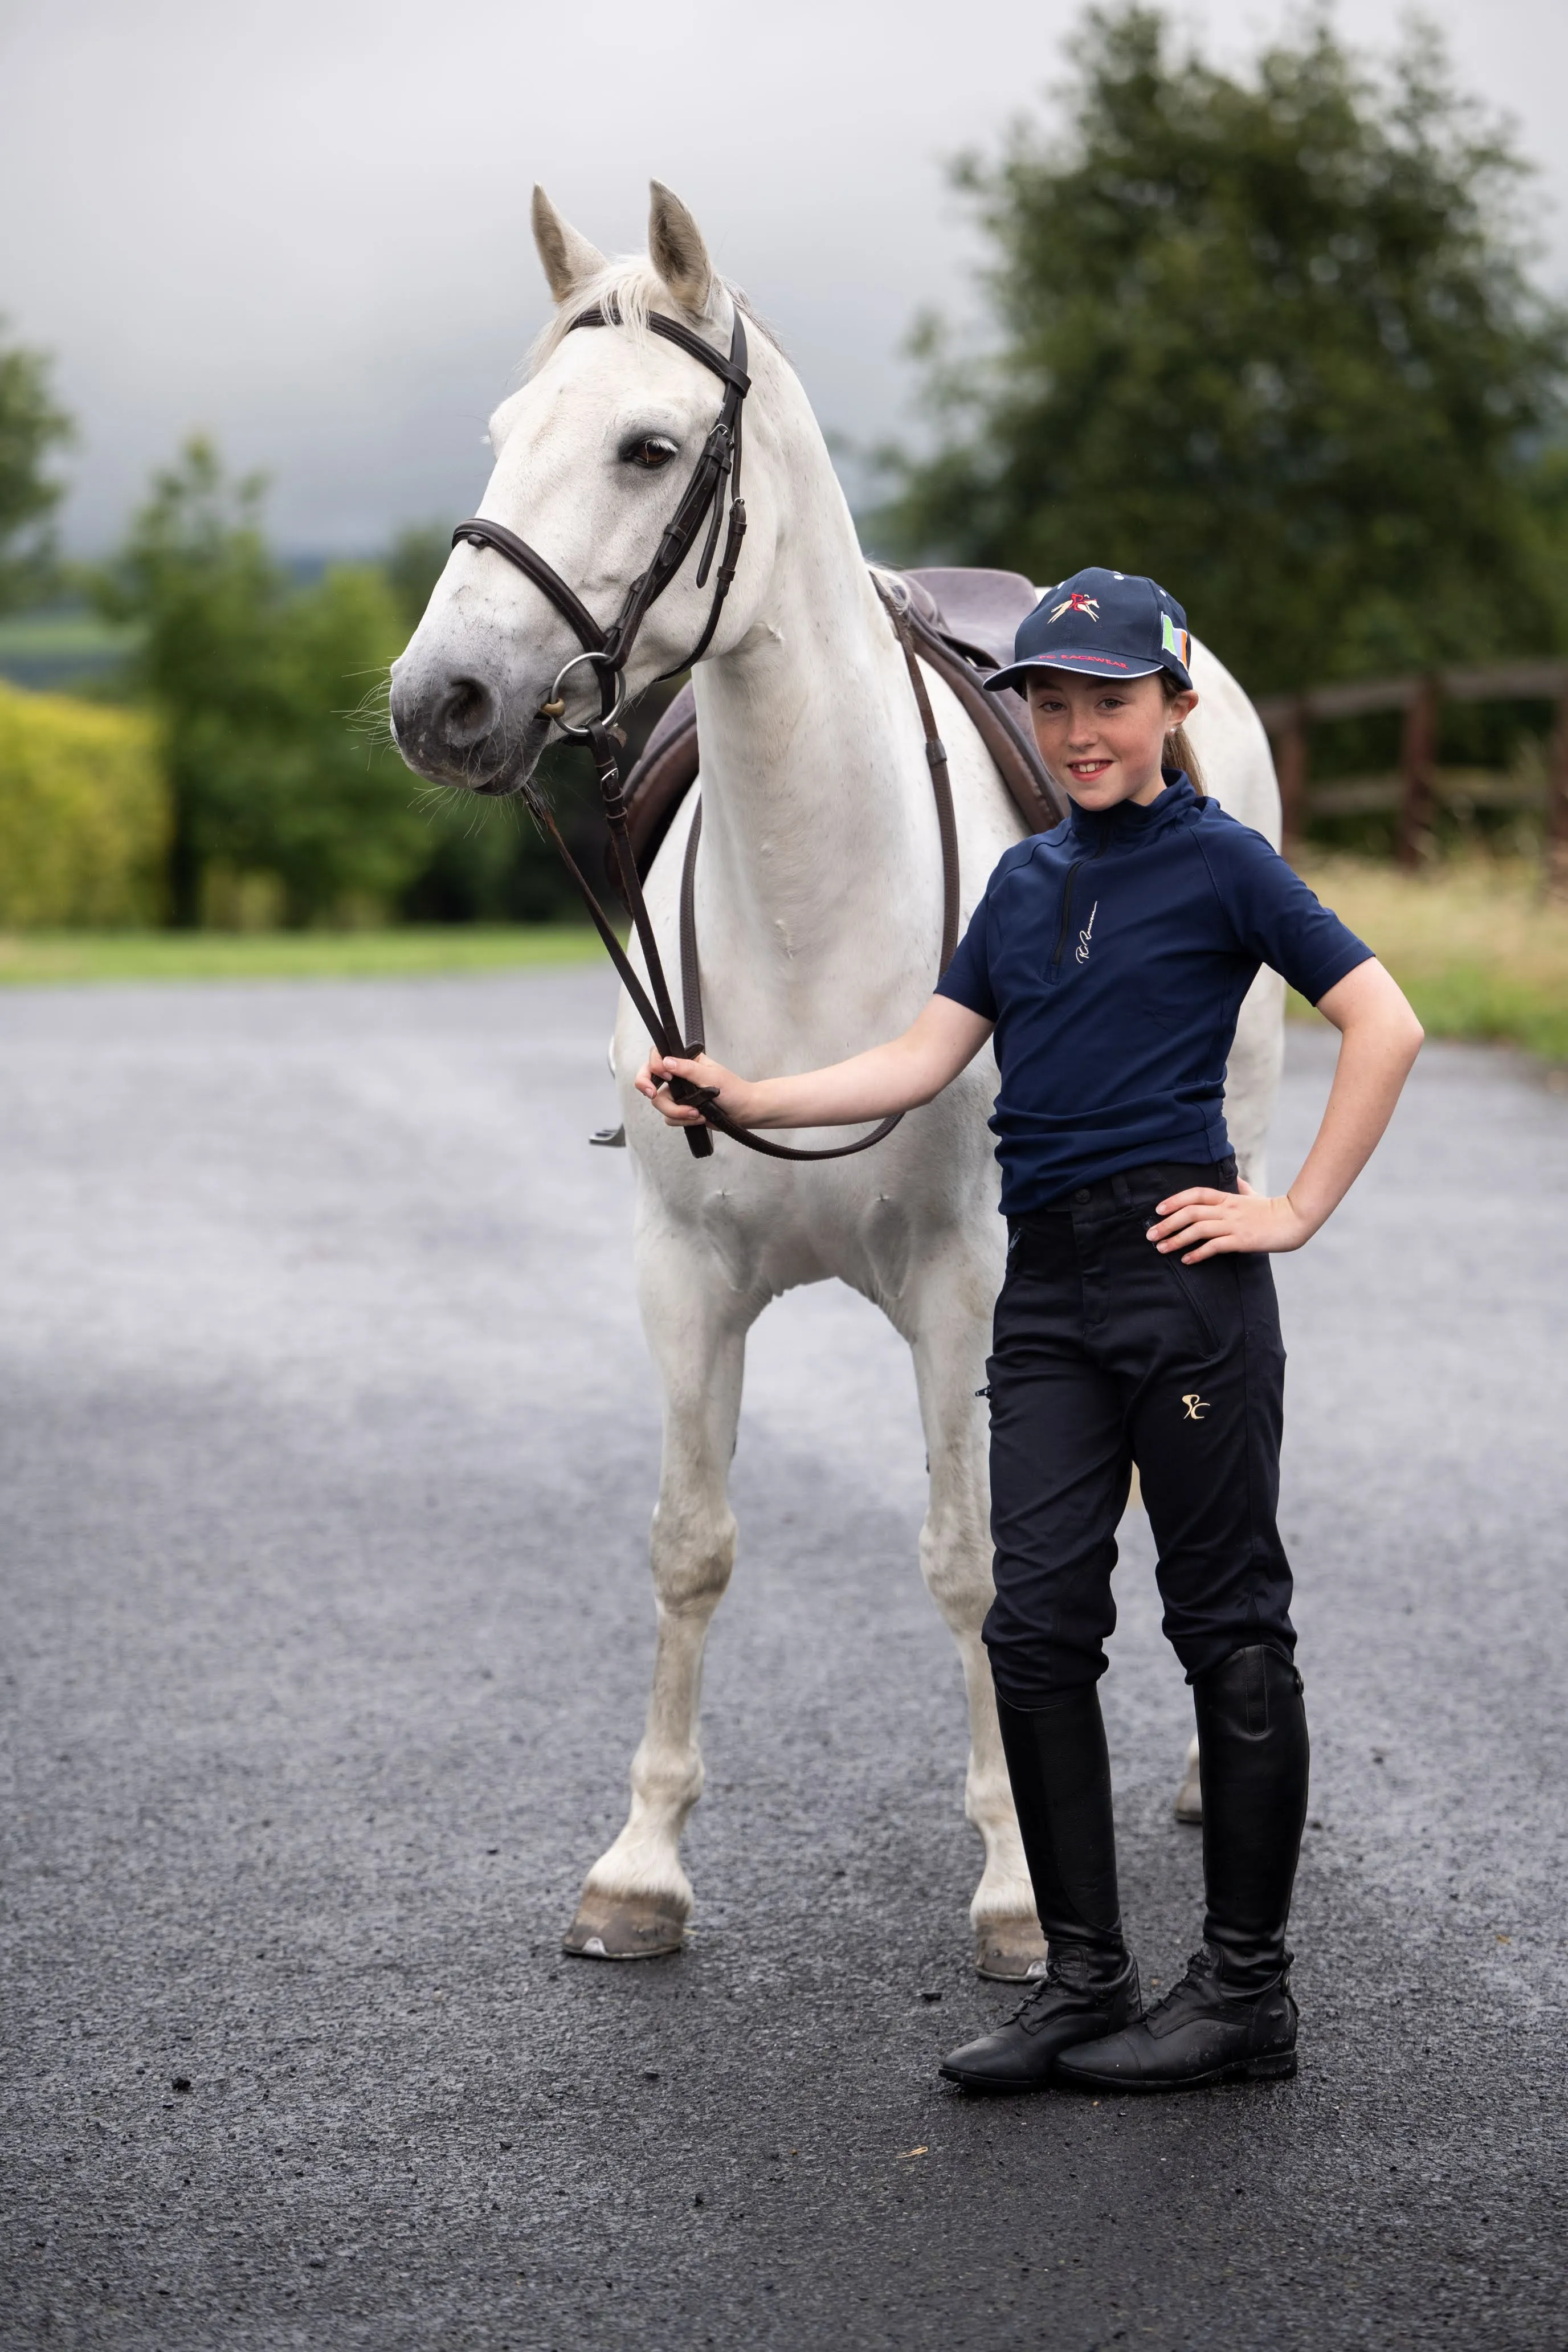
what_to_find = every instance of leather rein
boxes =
[451,299,960,1163]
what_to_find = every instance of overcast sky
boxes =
[3,0,1566,556]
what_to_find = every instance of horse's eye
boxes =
[623,435,679,470]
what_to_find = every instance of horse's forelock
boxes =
[528,260,773,377]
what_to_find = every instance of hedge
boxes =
[0,681,169,926]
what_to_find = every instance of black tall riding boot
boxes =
[1056,1646,1309,2092]
[940,1686,1140,2092]
[1196,1643,1310,1991]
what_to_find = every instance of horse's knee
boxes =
[650,1502,737,1618]
[918,1518,993,1632]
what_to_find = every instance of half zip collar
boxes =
[1064,769,1197,851]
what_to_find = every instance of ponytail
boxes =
[1162,682,1204,797]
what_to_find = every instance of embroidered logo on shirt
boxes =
[1075,902,1098,963]
[1181,1393,1211,1421]
[1048,592,1100,624]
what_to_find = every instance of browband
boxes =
[570,302,752,396]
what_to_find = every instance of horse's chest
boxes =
[682,1177,924,1306]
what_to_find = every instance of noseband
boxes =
[452,301,750,738]
[447,300,958,1165]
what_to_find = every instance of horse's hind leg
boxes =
[1174,1733,1203,1824]
[564,1222,752,1961]
[902,1242,1047,1982]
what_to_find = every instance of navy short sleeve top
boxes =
[935,773,1372,1215]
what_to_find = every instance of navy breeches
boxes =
[983,1158,1296,1705]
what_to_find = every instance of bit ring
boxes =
[542,650,625,740]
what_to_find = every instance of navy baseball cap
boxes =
[984,567,1193,695]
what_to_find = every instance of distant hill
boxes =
[0,606,138,693]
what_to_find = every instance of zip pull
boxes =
[1050,858,1082,976]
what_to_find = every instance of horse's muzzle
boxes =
[388,662,546,794]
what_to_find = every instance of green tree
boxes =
[878,9,1568,691]
[0,323,74,611]
[385,522,453,634]
[96,439,428,926]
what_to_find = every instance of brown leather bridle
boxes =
[450,299,958,1163]
[454,300,752,734]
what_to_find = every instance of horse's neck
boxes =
[689,383,922,968]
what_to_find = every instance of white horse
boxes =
[390,183,1281,1978]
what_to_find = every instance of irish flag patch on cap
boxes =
[1161,611,1190,664]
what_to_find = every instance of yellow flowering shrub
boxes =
[0,682,169,926]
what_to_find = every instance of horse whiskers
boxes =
[340,670,398,748]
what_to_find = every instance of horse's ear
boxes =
[648,181,713,316]
[531,186,607,305]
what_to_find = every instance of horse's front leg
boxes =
[900,1237,1048,1982]
[563,1219,753,1961]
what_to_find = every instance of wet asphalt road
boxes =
[1,968,1565,2351]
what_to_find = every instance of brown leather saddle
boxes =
[620,566,1063,874]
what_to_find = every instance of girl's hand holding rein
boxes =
[1149,956,1423,1263]
[636,1048,753,1127]
[636,997,995,1134]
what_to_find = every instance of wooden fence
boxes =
[1252,659,1568,893]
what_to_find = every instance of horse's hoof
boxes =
[562,1889,687,1961]
[974,1916,1050,1981]
[1174,1771,1203,1825]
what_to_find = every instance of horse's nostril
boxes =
[438,675,497,750]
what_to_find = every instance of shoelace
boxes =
[1010,1950,1122,2031]
[1138,1948,1219,2028]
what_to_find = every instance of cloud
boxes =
[2,0,1563,552]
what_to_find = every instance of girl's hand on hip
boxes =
[1147,1178,1316,1262]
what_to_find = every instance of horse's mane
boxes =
[529,259,779,374]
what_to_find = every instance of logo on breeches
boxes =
[1181,1393,1211,1420]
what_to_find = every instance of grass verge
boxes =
[2,859,1564,1065]
[0,924,607,987]
[1293,855,1568,1063]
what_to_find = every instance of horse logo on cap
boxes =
[1048,592,1100,624]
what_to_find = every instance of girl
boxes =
[638,567,1423,2094]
